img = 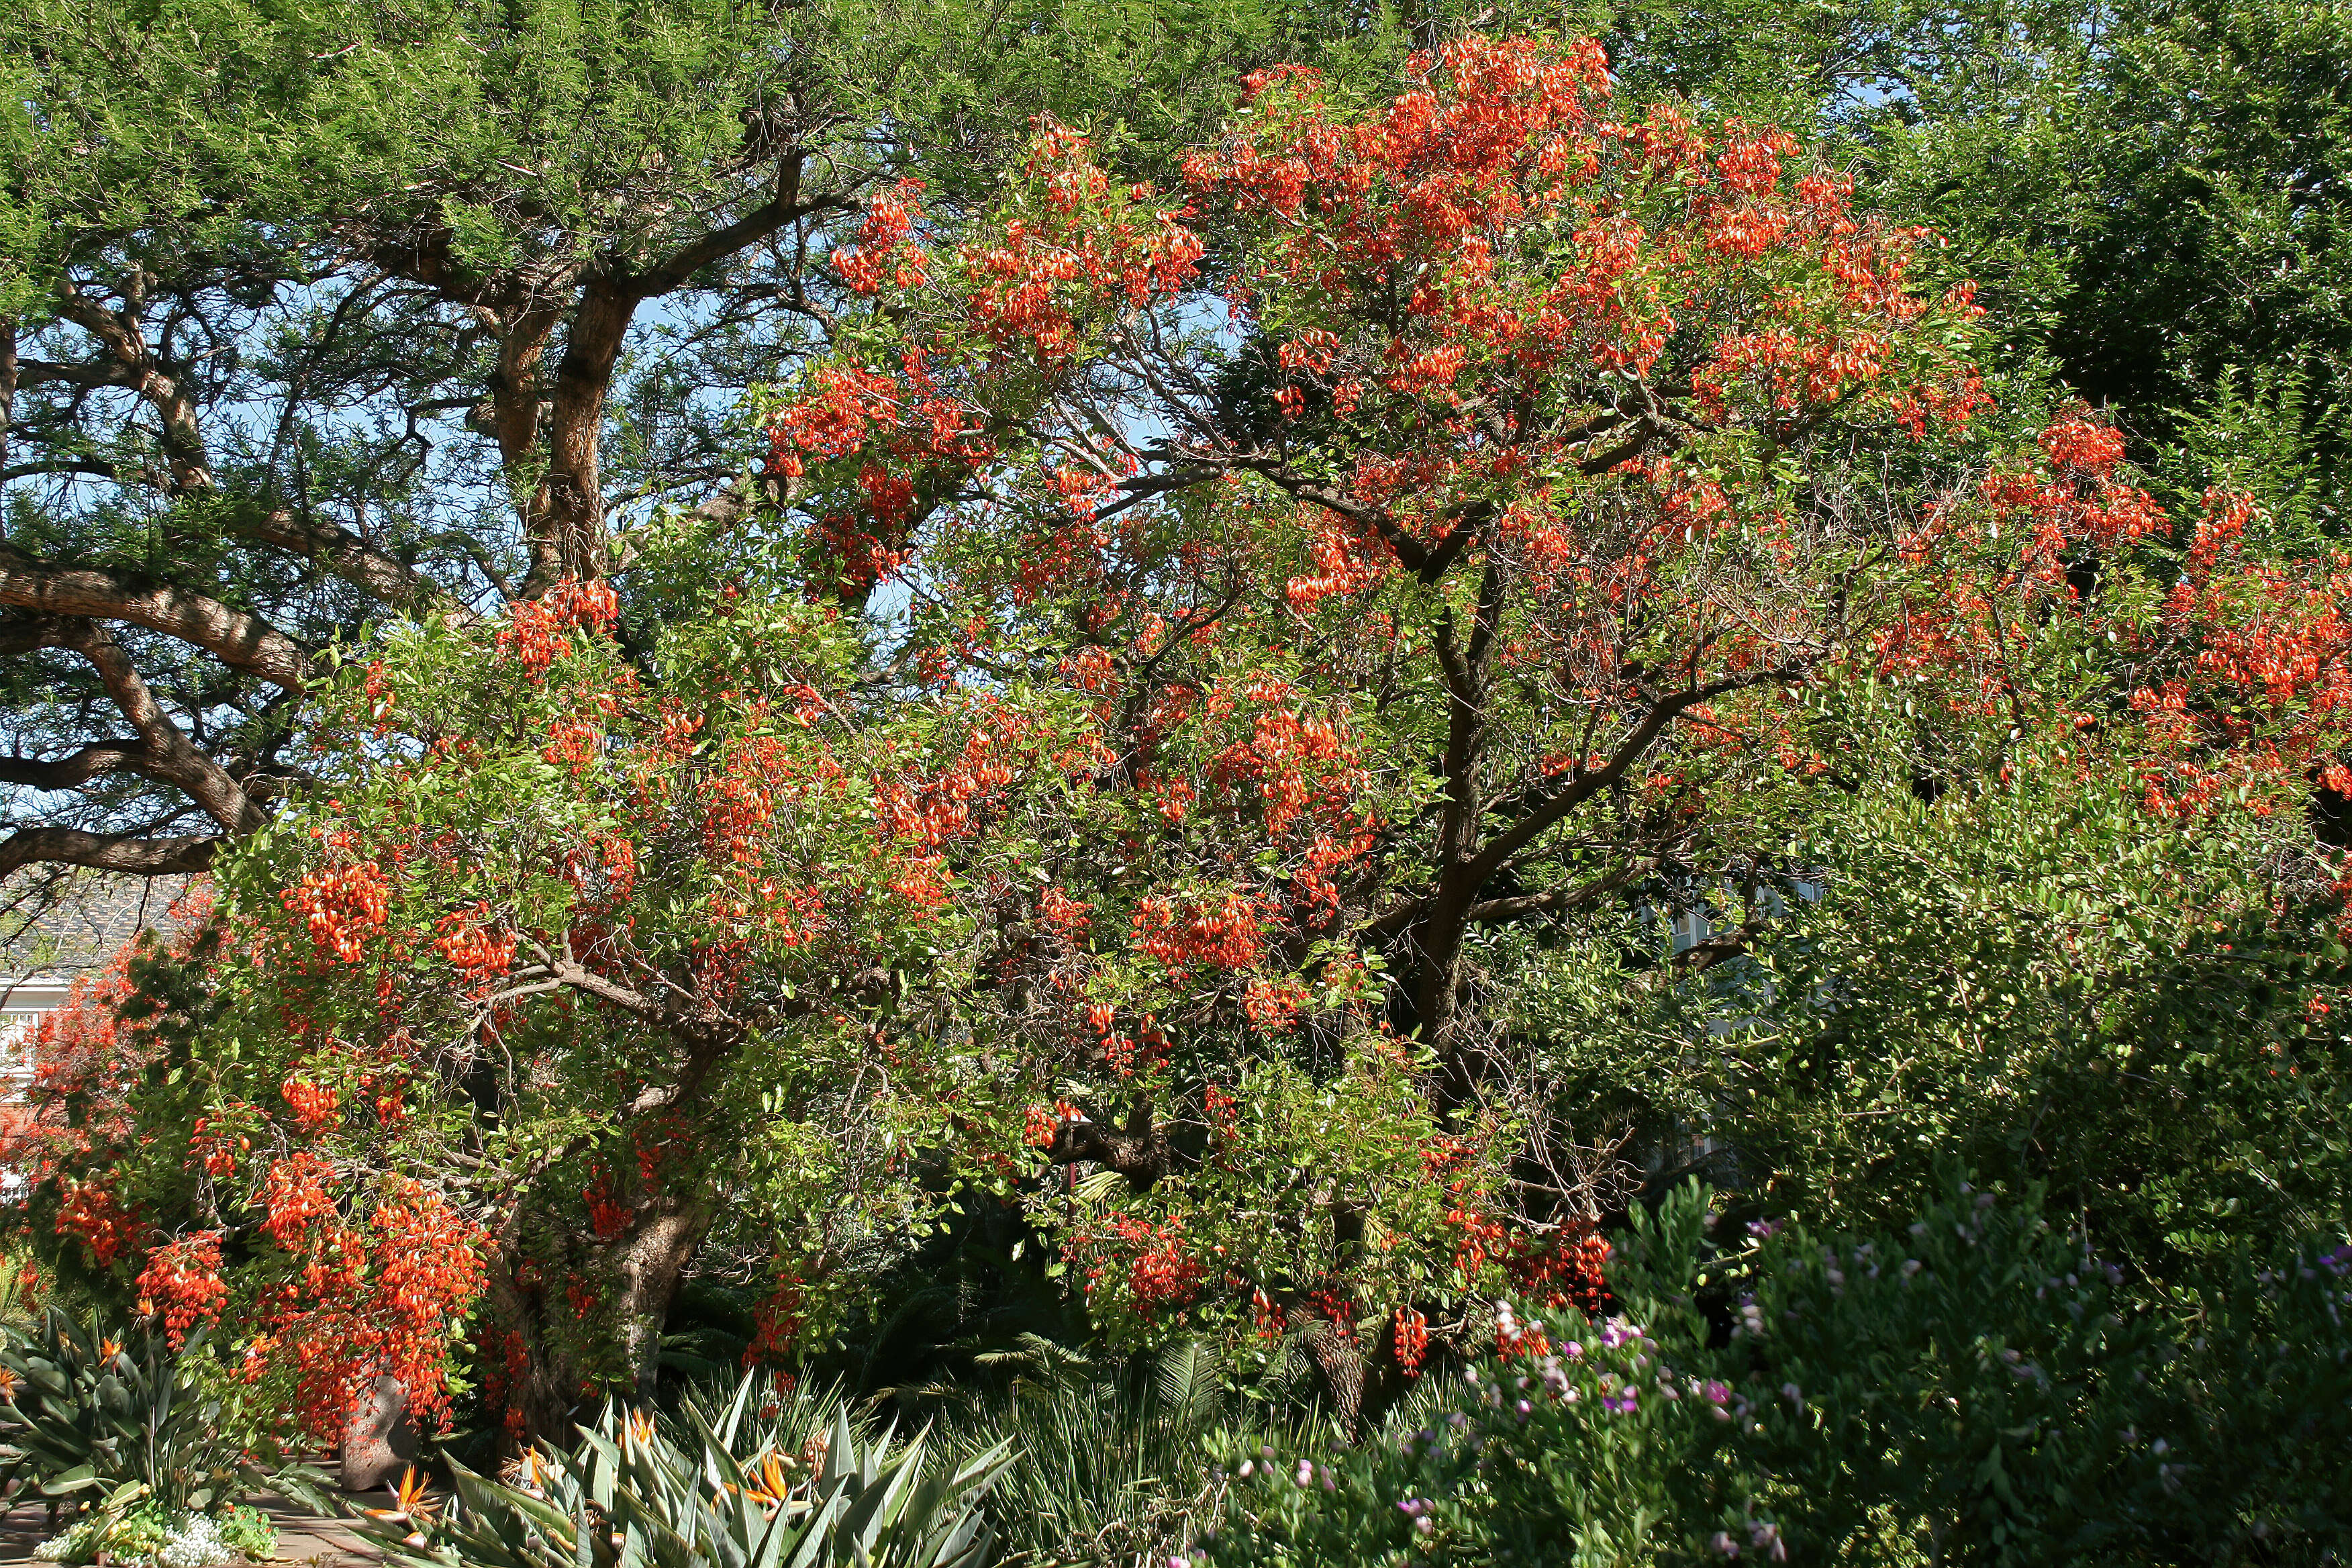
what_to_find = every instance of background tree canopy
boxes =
[0,0,1408,882]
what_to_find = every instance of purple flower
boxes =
[1702,1379,1731,1405]
[1746,1219,1782,1240]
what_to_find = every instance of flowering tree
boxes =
[34,33,2351,1441]
[27,573,1110,1441]
[779,36,1989,1097]
[758,34,2351,1404]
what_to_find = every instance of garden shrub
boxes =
[30,1501,275,1568]
[1201,1182,2352,1565]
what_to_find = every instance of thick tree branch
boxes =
[232,509,469,618]
[1046,1095,1181,1190]
[0,739,151,790]
[54,621,268,833]
[1462,668,1804,891]
[1671,913,1767,973]
[0,614,70,656]
[51,284,213,495]
[528,164,844,591]
[0,543,311,689]
[1464,856,1661,926]
[0,828,220,879]
[629,154,839,295]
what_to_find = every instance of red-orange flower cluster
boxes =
[57,1177,142,1269]
[136,1232,230,1348]
[259,1151,334,1248]
[497,578,621,673]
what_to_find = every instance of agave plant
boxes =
[346,1375,1014,1568]
[673,1373,856,1467]
[0,1310,257,1526]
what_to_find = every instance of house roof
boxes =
[0,873,201,981]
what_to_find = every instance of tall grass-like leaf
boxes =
[932,1340,1248,1567]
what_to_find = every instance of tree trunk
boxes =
[1297,1318,1365,1430]
[479,1189,713,1447]
[483,1241,589,1449]
[614,1195,713,1404]
[529,285,636,591]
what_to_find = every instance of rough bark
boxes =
[614,1195,714,1404]
[0,828,219,877]
[0,543,311,690]
[231,509,460,617]
[482,1225,589,1449]
[1295,1318,1366,1428]
[340,1377,419,1491]
[53,621,267,832]
[1048,1095,1180,1190]
[480,1187,715,1445]
[47,280,214,495]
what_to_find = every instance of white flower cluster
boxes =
[31,1512,239,1568]
[155,1512,238,1568]
[31,1520,93,1562]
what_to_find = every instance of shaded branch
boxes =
[55,620,268,833]
[1462,667,1804,889]
[0,739,150,790]
[0,543,311,689]
[0,827,219,878]
[232,509,470,618]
